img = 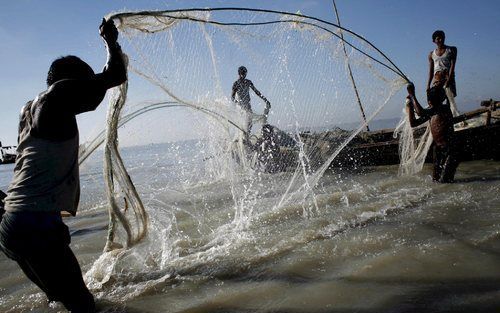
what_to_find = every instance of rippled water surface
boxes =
[1,144,499,312]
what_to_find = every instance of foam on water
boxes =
[1,154,499,311]
[87,8,410,255]
[79,147,436,302]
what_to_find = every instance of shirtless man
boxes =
[427,30,460,117]
[0,19,126,312]
[231,66,270,139]
[406,83,459,183]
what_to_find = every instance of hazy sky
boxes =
[1,0,499,146]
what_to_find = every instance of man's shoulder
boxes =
[446,46,457,60]
[35,89,49,101]
[32,87,75,118]
[233,78,252,86]
[446,45,457,53]
[26,90,47,111]
[20,99,34,113]
[34,88,56,108]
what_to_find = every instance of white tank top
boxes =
[432,47,453,74]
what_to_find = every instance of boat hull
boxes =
[332,123,500,168]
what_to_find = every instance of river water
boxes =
[0,142,499,312]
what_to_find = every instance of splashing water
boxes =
[77,8,410,300]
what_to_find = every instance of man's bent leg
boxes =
[440,147,459,183]
[0,212,95,312]
[24,228,95,312]
[432,145,445,182]
[16,257,53,297]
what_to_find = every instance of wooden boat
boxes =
[0,142,16,165]
[332,99,500,168]
[260,100,499,171]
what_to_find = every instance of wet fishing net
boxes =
[79,8,410,298]
[393,101,433,176]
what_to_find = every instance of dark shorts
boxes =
[432,143,459,183]
[0,211,95,312]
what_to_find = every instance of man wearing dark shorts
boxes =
[0,19,126,312]
[427,30,460,118]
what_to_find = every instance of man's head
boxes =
[46,55,94,86]
[432,30,445,44]
[427,85,447,107]
[238,66,247,78]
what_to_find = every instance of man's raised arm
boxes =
[406,83,431,127]
[48,19,127,115]
[94,18,127,91]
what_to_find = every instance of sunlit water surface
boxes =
[0,143,499,313]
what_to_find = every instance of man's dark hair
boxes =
[432,30,445,41]
[427,86,447,105]
[238,66,247,76]
[46,55,95,86]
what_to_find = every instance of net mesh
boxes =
[80,8,409,294]
[393,101,433,177]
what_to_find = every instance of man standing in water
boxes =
[231,66,271,140]
[406,83,459,183]
[427,30,461,118]
[0,19,126,312]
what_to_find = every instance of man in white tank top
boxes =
[427,30,461,118]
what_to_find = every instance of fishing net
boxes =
[393,101,433,176]
[79,8,410,295]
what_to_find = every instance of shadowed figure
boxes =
[406,82,459,183]
[427,30,461,118]
[0,19,126,312]
[231,66,271,141]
